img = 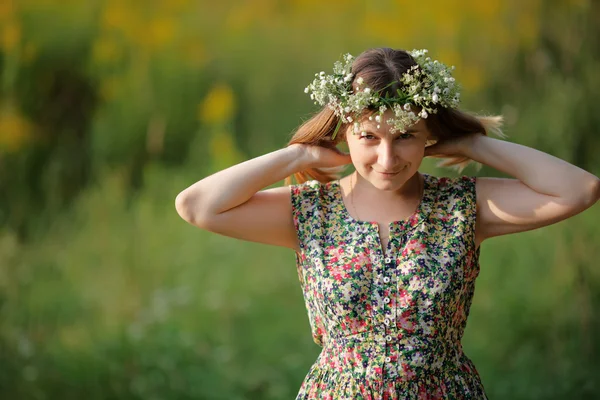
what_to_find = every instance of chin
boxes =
[367,173,408,191]
[375,166,420,187]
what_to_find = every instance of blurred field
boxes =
[1,0,599,399]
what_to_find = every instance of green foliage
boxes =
[0,0,599,398]
[1,162,599,399]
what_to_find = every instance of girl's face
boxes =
[344,109,432,192]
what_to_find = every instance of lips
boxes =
[372,165,407,177]
[376,167,405,174]
[376,171,400,178]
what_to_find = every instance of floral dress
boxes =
[289,173,487,400]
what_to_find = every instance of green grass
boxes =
[0,163,598,399]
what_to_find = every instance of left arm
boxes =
[426,135,600,247]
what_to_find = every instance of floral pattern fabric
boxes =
[290,173,487,400]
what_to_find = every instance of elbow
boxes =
[590,177,600,205]
[573,176,600,210]
[175,190,203,226]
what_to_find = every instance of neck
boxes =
[352,170,422,203]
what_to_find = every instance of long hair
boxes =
[284,47,504,185]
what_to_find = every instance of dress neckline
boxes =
[331,173,436,231]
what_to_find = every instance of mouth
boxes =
[374,166,406,177]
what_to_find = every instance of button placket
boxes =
[383,334,397,380]
[371,224,403,388]
[382,253,396,334]
[369,233,386,326]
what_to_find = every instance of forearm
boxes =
[464,135,600,202]
[176,145,308,219]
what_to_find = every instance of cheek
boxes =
[347,142,369,160]
[399,141,426,158]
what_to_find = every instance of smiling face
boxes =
[344,108,432,192]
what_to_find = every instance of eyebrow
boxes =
[361,128,420,135]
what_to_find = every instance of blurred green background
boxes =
[1,0,599,399]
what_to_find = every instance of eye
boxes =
[396,133,414,140]
[359,133,377,140]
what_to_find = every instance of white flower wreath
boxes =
[304,49,461,139]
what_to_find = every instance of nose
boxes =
[377,141,400,171]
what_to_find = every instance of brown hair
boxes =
[284,47,504,185]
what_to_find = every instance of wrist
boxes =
[459,134,486,159]
[286,143,313,171]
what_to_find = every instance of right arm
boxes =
[174,143,350,252]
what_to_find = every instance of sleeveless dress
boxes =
[289,173,487,400]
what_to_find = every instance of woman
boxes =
[175,48,599,399]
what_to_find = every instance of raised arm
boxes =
[175,143,351,251]
[426,135,600,247]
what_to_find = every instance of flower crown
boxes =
[304,49,461,140]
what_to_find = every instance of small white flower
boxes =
[305,49,459,135]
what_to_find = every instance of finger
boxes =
[337,152,352,164]
[424,145,437,156]
[424,145,445,158]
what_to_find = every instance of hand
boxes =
[424,133,480,158]
[290,141,352,169]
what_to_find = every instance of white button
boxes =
[383,276,390,283]
[384,257,392,264]
[386,335,392,341]
[383,297,390,304]
[385,356,391,363]
[384,318,390,325]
